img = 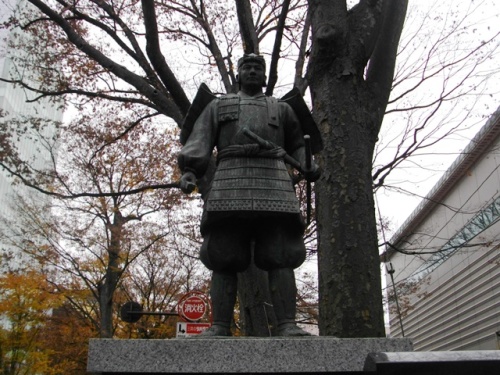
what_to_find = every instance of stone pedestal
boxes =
[87,337,413,374]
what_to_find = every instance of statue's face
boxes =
[238,62,266,89]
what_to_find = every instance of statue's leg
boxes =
[268,267,297,324]
[199,271,237,337]
[268,268,311,336]
[196,220,251,337]
[254,218,311,336]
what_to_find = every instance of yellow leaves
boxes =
[0,270,64,375]
[0,270,63,320]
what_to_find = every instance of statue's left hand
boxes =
[180,171,197,194]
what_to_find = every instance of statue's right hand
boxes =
[180,171,197,194]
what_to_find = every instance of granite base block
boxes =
[87,337,413,374]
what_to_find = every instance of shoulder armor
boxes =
[180,83,217,145]
[281,87,323,154]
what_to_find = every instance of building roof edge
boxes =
[384,106,500,259]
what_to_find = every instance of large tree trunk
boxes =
[310,76,385,337]
[307,0,408,337]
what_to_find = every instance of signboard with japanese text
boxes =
[176,291,212,336]
[177,291,211,322]
[176,322,211,338]
[179,295,206,321]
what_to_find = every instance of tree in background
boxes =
[116,228,208,339]
[38,303,96,375]
[1,201,205,371]
[0,269,63,375]
[0,103,200,338]
[0,0,497,337]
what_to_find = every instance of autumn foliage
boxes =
[0,270,64,375]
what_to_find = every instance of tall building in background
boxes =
[0,0,63,268]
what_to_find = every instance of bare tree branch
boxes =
[366,0,408,116]
[236,0,259,54]
[265,0,291,96]
[28,0,183,123]
[0,77,159,109]
[141,0,191,114]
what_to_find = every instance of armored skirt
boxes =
[201,155,305,233]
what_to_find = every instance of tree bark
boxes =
[311,76,385,337]
[307,0,408,337]
[99,211,124,338]
[141,0,191,114]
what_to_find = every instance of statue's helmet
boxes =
[237,53,266,70]
[236,53,267,87]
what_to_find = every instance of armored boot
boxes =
[268,268,312,336]
[198,271,237,337]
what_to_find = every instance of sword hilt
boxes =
[304,135,312,171]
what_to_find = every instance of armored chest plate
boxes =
[216,94,284,150]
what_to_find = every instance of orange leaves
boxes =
[0,269,64,375]
[0,270,62,318]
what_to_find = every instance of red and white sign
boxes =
[177,292,211,322]
[176,291,212,337]
[176,322,211,338]
[179,296,206,321]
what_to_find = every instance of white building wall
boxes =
[387,108,500,351]
[0,0,63,268]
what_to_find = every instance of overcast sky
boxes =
[374,0,499,240]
